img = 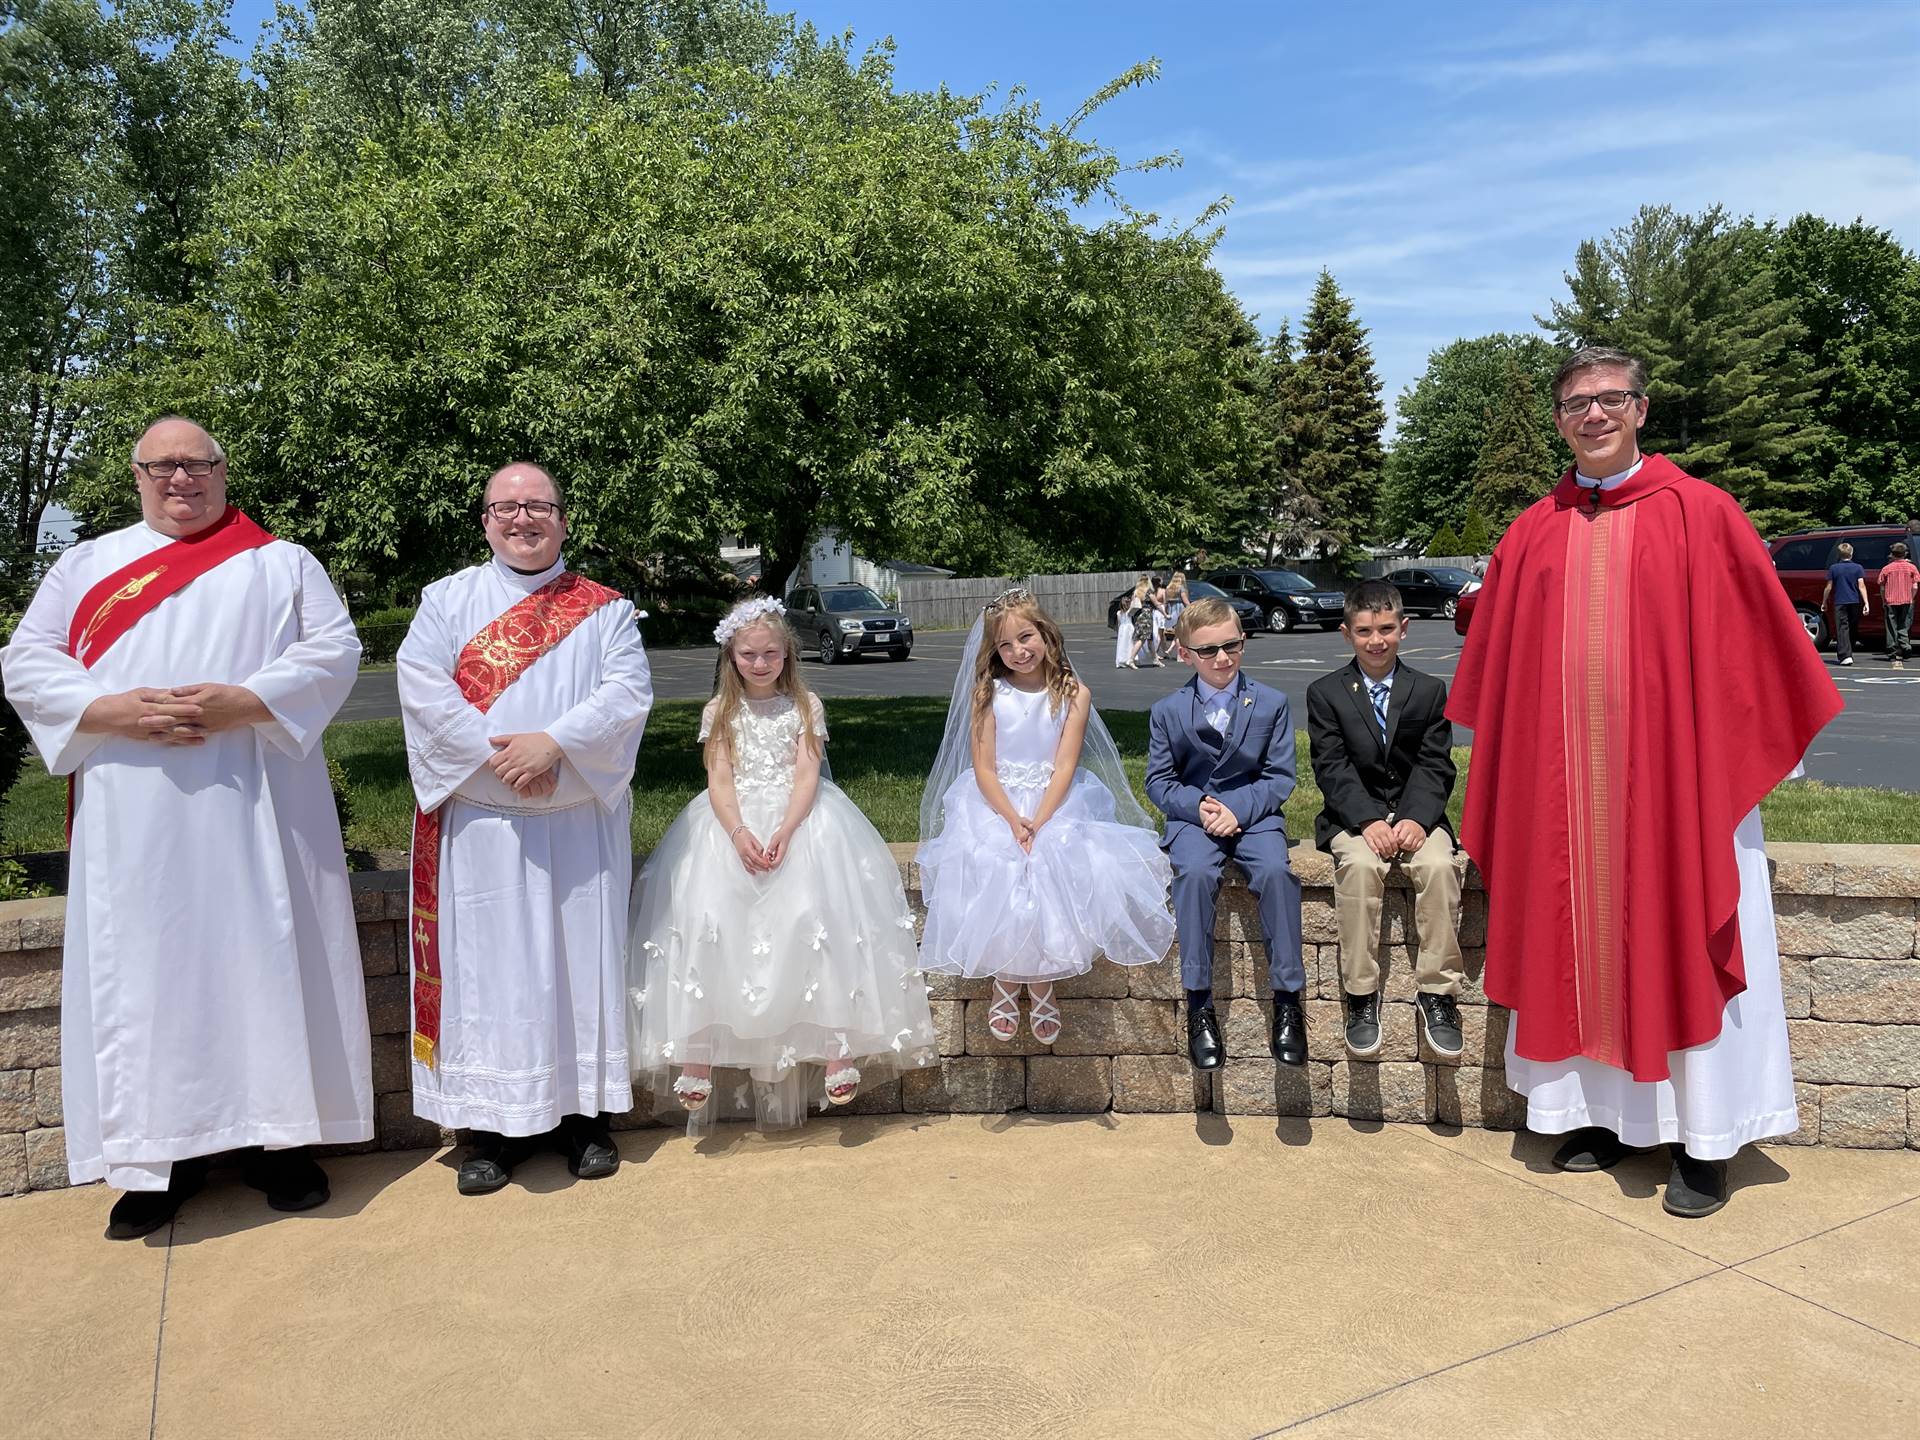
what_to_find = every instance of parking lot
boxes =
[343,619,1918,791]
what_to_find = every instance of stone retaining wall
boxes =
[5,843,1918,1193]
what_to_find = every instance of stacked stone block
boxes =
[4,842,1918,1193]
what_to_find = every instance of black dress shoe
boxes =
[241,1147,331,1212]
[1343,991,1382,1058]
[456,1131,519,1196]
[1550,1126,1638,1172]
[104,1157,208,1241]
[1269,990,1307,1066]
[562,1113,620,1180]
[1416,993,1464,1058]
[1663,1145,1728,1218]
[1187,1002,1225,1070]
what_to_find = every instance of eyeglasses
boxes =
[135,459,220,479]
[1555,390,1643,419]
[1186,638,1245,658]
[484,500,564,521]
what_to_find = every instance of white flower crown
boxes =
[715,596,787,646]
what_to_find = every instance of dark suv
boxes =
[784,583,914,664]
[1205,567,1347,632]
[1768,525,1913,650]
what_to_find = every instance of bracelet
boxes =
[729,823,751,839]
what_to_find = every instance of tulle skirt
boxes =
[917,770,1175,982]
[628,780,937,1132]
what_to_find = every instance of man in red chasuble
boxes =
[1448,347,1841,1217]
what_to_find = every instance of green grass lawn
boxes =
[3,697,1915,858]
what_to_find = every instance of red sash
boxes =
[68,506,276,668]
[411,571,623,1067]
[64,507,277,839]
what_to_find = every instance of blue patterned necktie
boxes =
[1369,679,1390,742]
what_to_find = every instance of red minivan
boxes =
[1768,525,1913,651]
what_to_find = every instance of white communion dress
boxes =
[629,693,936,1130]
[917,679,1175,982]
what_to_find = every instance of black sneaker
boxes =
[456,1131,519,1196]
[1343,991,1382,1058]
[562,1112,620,1180]
[104,1157,208,1241]
[241,1147,330,1212]
[1416,993,1464,1058]
[1550,1126,1635,1172]
[1663,1146,1728,1217]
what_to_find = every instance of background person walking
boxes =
[1821,542,1869,666]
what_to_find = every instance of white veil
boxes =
[917,592,1155,845]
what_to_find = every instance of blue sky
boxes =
[222,0,1920,420]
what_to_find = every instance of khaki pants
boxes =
[1327,827,1464,996]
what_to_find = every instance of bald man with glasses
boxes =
[3,416,370,1238]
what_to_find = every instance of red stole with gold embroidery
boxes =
[410,570,622,1067]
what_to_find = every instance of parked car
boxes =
[1453,588,1478,637]
[1377,566,1481,619]
[1768,525,1910,650]
[1106,578,1263,634]
[783,583,914,664]
[1204,568,1347,632]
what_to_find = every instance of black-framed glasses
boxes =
[1555,390,1643,418]
[484,500,564,521]
[1186,638,1245,658]
[135,458,220,479]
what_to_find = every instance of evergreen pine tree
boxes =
[1457,508,1493,554]
[1287,270,1386,555]
[1427,522,1464,557]
[1470,358,1556,530]
[1544,205,1823,531]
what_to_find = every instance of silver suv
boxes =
[784,584,914,664]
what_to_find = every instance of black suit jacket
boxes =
[1307,659,1456,851]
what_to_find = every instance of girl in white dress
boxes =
[917,590,1175,1043]
[629,597,937,1131]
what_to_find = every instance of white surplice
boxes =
[2,521,371,1190]
[1504,806,1798,1160]
[398,556,651,1136]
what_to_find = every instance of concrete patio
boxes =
[2,1115,1915,1439]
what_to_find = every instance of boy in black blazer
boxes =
[1306,580,1465,1059]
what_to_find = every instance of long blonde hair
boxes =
[1168,571,1188,602]
[971,593,1077,732]
[706,610,821,769]
[1131,574,1152,604]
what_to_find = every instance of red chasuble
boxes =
[1447,455,1841,1082]
[410,570,622,1067]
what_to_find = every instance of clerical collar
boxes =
[1575,455,1645,491]
[1195,674,1239,704]
[492,554,565,592]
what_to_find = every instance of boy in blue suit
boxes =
[1146,597,1307,1070]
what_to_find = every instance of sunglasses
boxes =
[1185,638,1245,658]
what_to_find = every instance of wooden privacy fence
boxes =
[896,570,1144,629]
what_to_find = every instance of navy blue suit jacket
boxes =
[1146,674,1296,841]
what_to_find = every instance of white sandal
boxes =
[987,978,1022,1042]
[824,1064,862,1106]
[1028,984,1062,1046]
[672,1072,712,1112]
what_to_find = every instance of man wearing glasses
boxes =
[397,462,652,1195]
[2,416,371,1237]
[1449,347,1842,1216]
[1146,597,1307,1075]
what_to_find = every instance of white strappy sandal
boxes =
[1028,984,1062,1046]
[672,1072,713,1112]
[987,978,1022,1042]
[824,1064,862,1106]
